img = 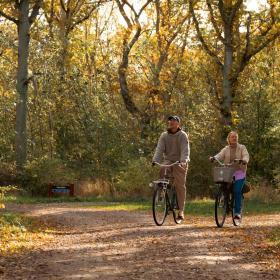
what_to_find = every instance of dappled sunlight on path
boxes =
[1,203,279,279]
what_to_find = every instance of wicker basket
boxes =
[213,166,235,183]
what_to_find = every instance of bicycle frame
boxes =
[212,158,244,227]
[151,161,181,225]
[151,161,180,189]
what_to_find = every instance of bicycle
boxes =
[211,157,246,228]
[150,161,182,226]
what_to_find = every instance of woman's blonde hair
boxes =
[227,131,239,145]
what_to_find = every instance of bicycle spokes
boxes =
[152,187,168,226]
[215,191,227,228]
[232,194,243,227]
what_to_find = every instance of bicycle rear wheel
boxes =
[215,187,227,228]
[152,187,168,226]
[232,194,244,226]
[171,190,182,224]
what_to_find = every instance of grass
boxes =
[0,212,52,255]
[268,227,280,247]
[3,195,148,204]
[85,199,214,215]
[2,195,280,216]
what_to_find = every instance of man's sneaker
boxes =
[177,211,184,220]
[234,214,241,219]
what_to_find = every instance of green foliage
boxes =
[115,157,157,198]
[23,157,77,195]
[247,180,280,203]
[0,213,28,232]
[274,168,280,189]
[0,1,279,198]
[269,227,280,247]
[0,186,18,209]
[0,212,51,255]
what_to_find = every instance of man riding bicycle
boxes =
[152,115,190,221]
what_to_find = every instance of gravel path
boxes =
[1,203,279,280]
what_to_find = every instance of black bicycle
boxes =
[212,158,245,227]
[151,162,182,226]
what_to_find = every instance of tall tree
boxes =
[116,0,152,118]
[0,0,42,169]
[43,0,102,75]
[189,0,280,133]
[147,0,190,111]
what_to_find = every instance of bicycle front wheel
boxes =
[152,187,168,226]
[215,188,227,228]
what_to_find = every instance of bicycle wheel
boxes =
[172,189,182,224]
[215,187,227,228]
[232,194,243,226]
[152,187,168,226]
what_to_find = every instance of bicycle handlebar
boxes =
[153,161,181,167]
[211,157,246,166]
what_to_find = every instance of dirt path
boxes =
[1,203,280,280]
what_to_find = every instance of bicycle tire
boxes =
[152,187,168,226]
[172,190,182,224]
[215,187,227,228]
[232,193,243,226]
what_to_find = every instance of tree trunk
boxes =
[15,0,30,169]
[118,43,140,116]
[220,23,234,132]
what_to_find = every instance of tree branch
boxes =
[0,9,18,24]
[233,18,280,83]
[60,0,67,13]
[116,0,132,28]
[258,4,276,38]
[243,13,251,59]
[217,0,226,23]
[71,5,97,29]
[189,0,223,68]
[248,30,280,59]
[230,0,243,24]
[155,0,162,52]
[29,0,42,24]
[206,0,224,43]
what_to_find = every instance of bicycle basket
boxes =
[213,167,234,183]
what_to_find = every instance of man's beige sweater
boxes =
[153,129,190,163]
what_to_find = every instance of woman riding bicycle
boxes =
[210,131,249,220]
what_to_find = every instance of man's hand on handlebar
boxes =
[179,161,187,168]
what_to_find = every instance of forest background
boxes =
[0,0,279,199]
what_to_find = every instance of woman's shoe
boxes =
[234,214,241,219]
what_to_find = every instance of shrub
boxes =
[0,186,18,209]
[23,157,77,196]
[273,168,280,189]
[0,162,17,185]
[114,157,157,198]
[247,179,280,203]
